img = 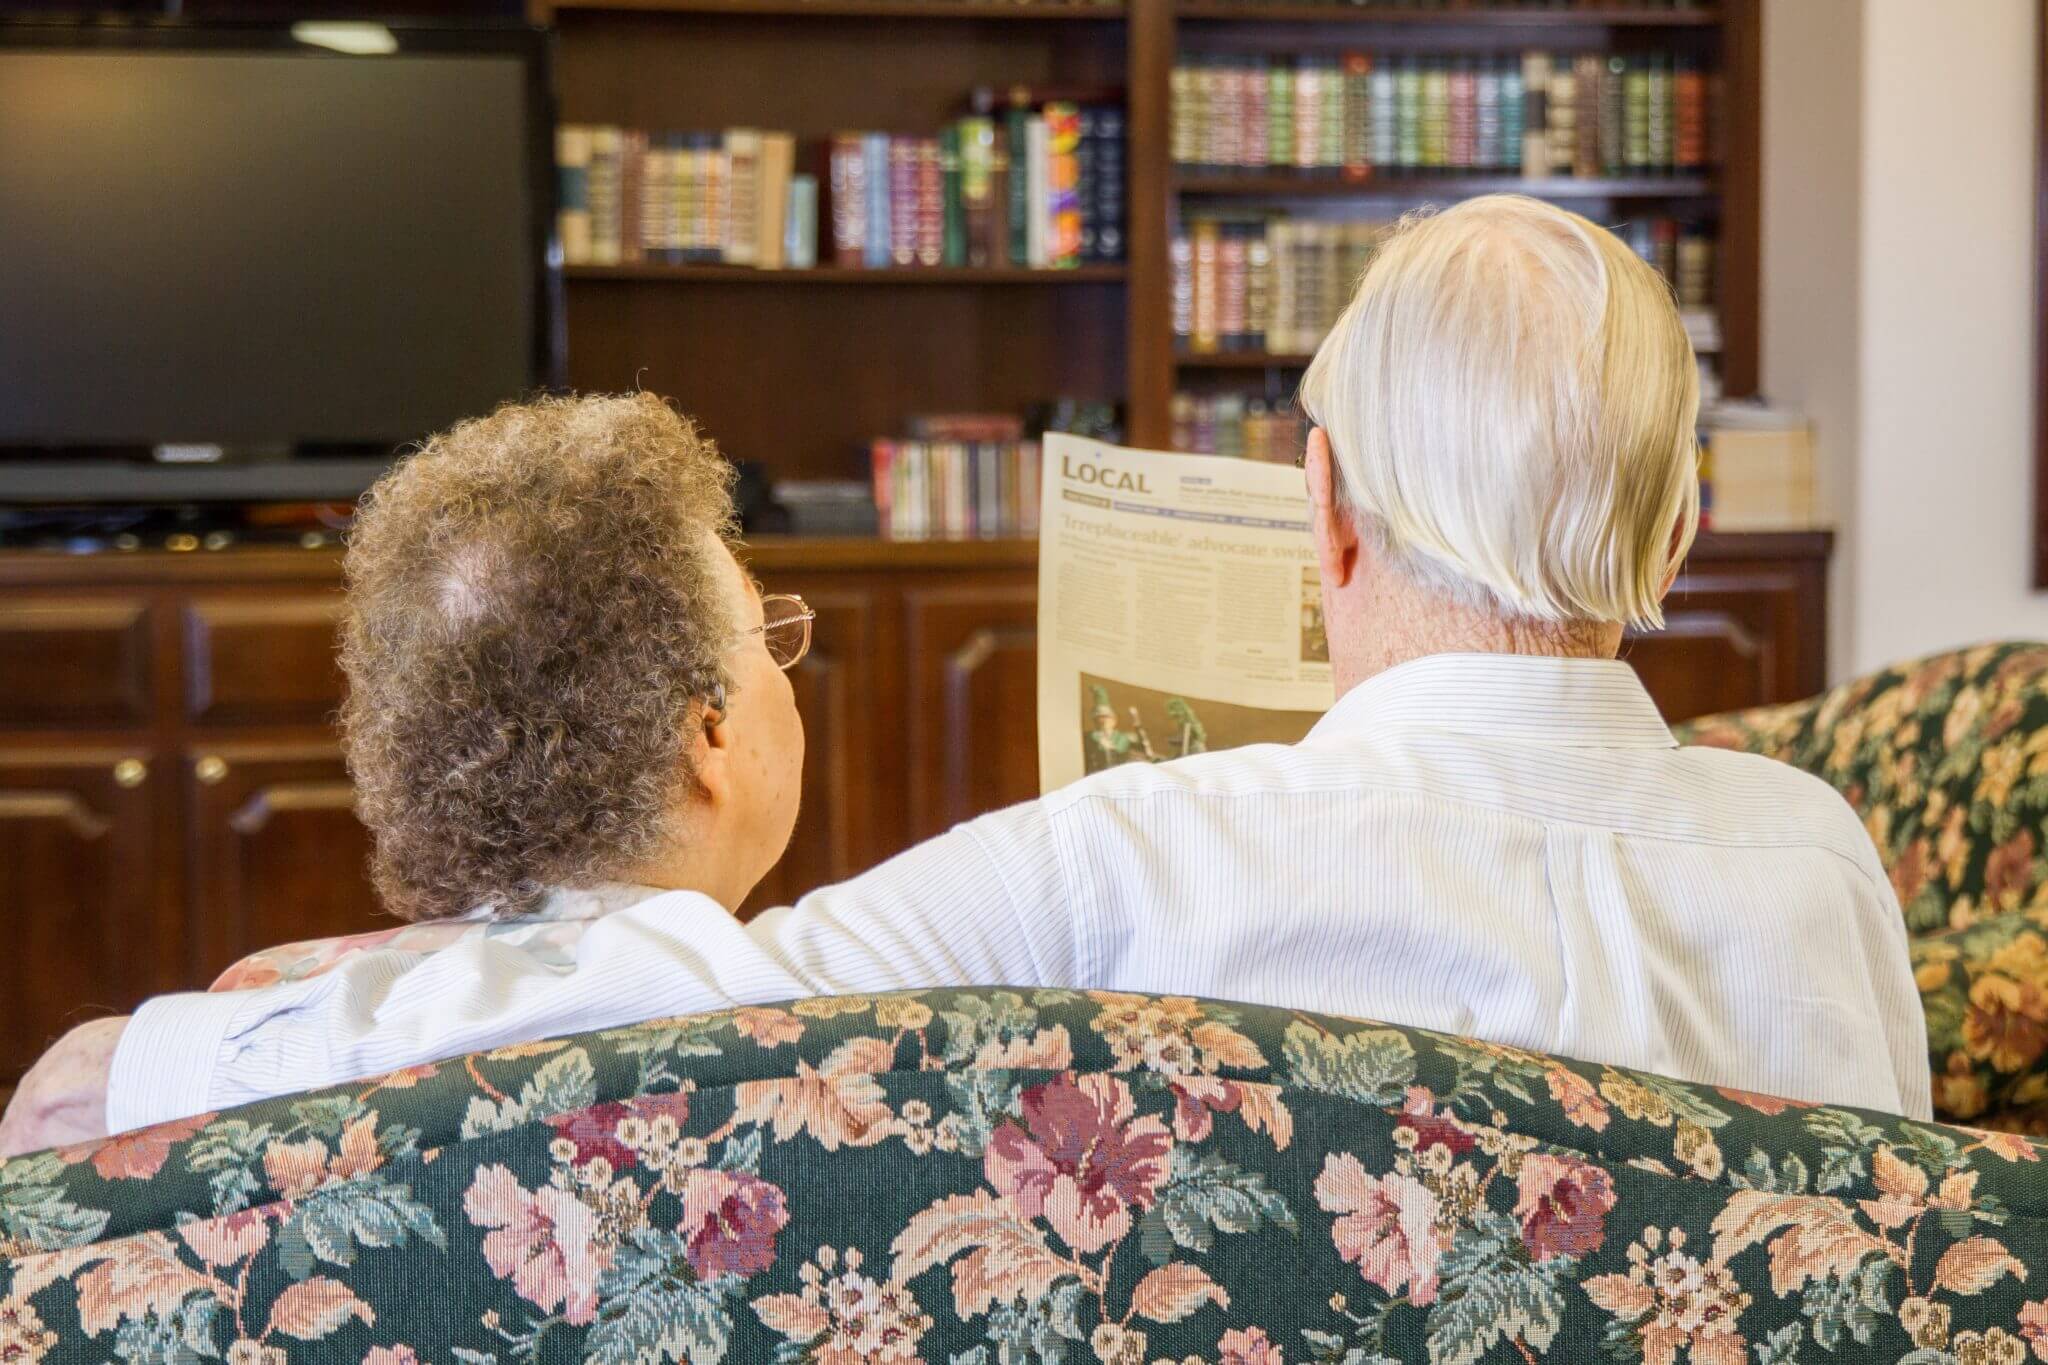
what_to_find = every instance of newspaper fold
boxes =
[1037,434,1335,793]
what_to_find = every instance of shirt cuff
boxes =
[105,988,251,1135]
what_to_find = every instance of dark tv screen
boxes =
[0,30,553,475]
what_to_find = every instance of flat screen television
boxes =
[0,19,561,503]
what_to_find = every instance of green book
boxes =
[939,124,966,268]
[1006,101,1031,266]
[1268,64,1293,168]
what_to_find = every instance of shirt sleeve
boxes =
[103,800,1074,1133]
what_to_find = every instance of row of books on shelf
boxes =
[1172,393,1309,465]
[1203,0,1708,8]
[557,126,816,268]
[828,102,1125,270]
[555,97,1127,272]
[1172,50,1712,178]
[871,405,1120,539]
[1172,213,1714,357]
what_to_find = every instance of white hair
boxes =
[1299,194,1701,630]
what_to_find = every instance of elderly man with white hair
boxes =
[78,194,1930,1139]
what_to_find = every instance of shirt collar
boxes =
[457,882,669,924]
[1306,652,1677,750]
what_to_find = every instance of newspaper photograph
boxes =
[1038,433,1334,792]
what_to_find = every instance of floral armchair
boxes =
[1674,642,2048,1130]
[3,988,2048,1365]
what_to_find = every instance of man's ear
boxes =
[692,695,731,807]
[1659,515,1688,600]
[1304,427,1360,590]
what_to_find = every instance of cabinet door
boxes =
[183,593,346,728]
[0,750,162,1092]
[1627,562,1824,723]
[0,597,153,731]
[904,580,1039,843]
[740,584,888,917]
[184,745,381,988]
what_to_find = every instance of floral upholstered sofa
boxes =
[4,987,2048,1364]
[1676,642,2048,1131]
[12,642,2048,1363]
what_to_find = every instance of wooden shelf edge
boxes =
[1177,351,1315,368]
[1173,4,1720,23]
[1174,172,1716,198]
[566,264,1129,283]
[1686,529,1833,562]
[545,0,1122,17]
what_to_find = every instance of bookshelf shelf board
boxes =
[1172,4,1719,24]
[566,263,1130,283]
[1176,352,1315,368]
[1173,172,1715,199]
[545,0,1122,16]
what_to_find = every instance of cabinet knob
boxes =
[195,755,229,785]
[112,758,148,789]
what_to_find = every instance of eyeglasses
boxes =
[745,593,815,671]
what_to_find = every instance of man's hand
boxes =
[0,1016,127,1157]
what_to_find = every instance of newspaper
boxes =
[1037,434,1334,792]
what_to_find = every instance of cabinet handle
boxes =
[112,759,147,789]
[195,755,229,785]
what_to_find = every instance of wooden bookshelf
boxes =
[541,0,1122,16]
[1172,172,1716,197]
[544,0,1760,463]
[1174,4,1721,23]
[566,263,1130,282]
[1177,350,1314,367]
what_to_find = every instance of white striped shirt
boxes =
[108,652,1932,1132]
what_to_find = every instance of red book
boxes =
[1674,61,1706,169]
[1447,59,1476,171]
[827,134,867,268]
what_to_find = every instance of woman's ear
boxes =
[692,695,731,807]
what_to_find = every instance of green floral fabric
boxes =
[4,988,2048,1364]
[1674,643,2048,1128]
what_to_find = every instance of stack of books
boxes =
[872,415,1045,541]
[828,100,1126,270]
[1700,402,1817,532]
[1171,50,1713,179]
[556,126,816,269]
[1171,393,1309,464]
[1174,218,1388,356]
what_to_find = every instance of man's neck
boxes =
[1332,575,1623,696]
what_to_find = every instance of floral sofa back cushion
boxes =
[1675,643,2048,1128]
[4,989,2047,1364]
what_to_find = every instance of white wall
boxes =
[1853,0,2046,673]
[1760,0,1863,679]
[1763,0,2048,679]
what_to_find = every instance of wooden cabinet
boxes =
[0,532,1830,1049]
[1624,532,1829,724]
[903,582,1041,842]
[0,750,164,1090]
[184,744,378,985]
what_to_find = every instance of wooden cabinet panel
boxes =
[1627,562,1820,724]
[905,582,1039,843]
[0,750,160,1086]
[184,744,381,986]
[740,584,885,916]
[0,597,152,730]
[184,594,346,727]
